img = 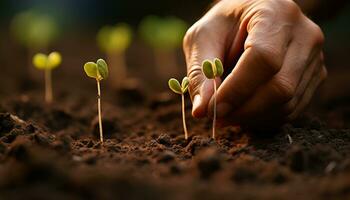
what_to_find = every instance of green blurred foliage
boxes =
[139,16,188,50]
[11,9,59,49]
[97,23,132,54]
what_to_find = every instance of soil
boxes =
[0,38,350,200]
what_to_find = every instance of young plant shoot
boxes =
[140,16,187,80]
[202,58,224,139]
[97,24,132,88]
[33,52,62,104]
[11,10,59,79]
[168,77,190,139]
[84,59,109,143]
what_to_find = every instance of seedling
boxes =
[84,59,109,143]
[168,77,190,139]
[33,52,62,104]
[140,16,187,79]
[97,24,132,88]
[11,9,59,79]
[202,58,224,139]
[11,10,59,50]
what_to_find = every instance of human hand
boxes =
[183,0,327,128]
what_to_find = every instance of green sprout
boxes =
[33,51,62,104]
[97,23,132,54]
[97,24,132,88]
[140,16,187,50]
[11,10,59,50]
[11,9,59,79]
[140,16,188,79]
[168,77,190,140]
[84,59,109,143]
[202,58,224,139]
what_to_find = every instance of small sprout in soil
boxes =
[97,24,132,88]
[11,10,59,50]
[202,58,224,139]
[11,9,59,79]
[140,16,187,79]
[168,77,190,140]
[84,59,109,143]
[33,51,62,104]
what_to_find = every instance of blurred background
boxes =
[0,0,213,92]
[0,0,349,127]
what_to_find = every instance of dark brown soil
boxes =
[0,86,349,200]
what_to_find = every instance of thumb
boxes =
[183,24,224,118]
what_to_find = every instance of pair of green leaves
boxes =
[33,52,62,70]
[202,58,224,79]
[84,59,109,81]
[168,77,189,95]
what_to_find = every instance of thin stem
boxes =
[213,79,217,139]
[181,93,188,140]
[45,69,53,104]
[97,80,104,143]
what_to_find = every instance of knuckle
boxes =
[256,6,275,17]
[183,22,207,46]
[183,26,195,47]
[271,76,296,102]
[183,27,195,52]
[260,0,300,18]
[281,0,300,15]
[187,67,205,95]
[308,22,325,46]
[248,43,283,74]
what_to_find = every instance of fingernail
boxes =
[216,102,231,118]
[192,94,201,116]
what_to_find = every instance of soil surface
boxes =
[0,87,349,200]
[0,40,350,199]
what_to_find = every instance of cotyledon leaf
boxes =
[168,78,182,94]
[33,53,48,70]
[202,60,215,79]
[84,62,98,79]
[47,52,62,69]
[96,59,109,80]
[181,77,189,93]
[214,58,224,77]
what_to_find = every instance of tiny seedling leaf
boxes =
[168,78,182,94]
[181,77,189,93]
[47,52,62,69]
[33,53,47,69]
[202,60,215,79]
[96,59,109,80]
[84,62,98,79]
[214,58,224,77]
